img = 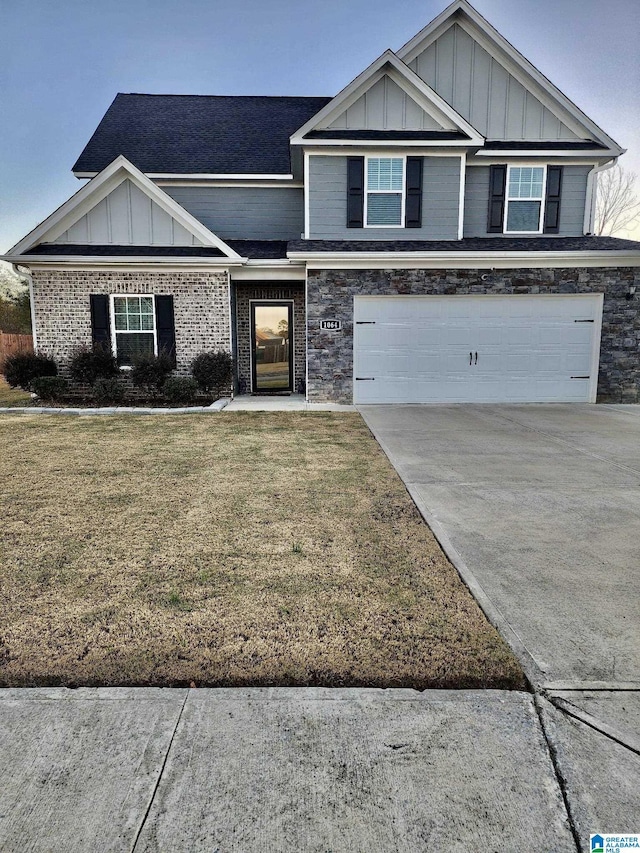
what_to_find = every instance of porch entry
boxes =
[250,301,293,393]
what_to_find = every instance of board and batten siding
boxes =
[52,179,204,246]
[308,155,461,240]
[327,75,445,131]
[164,186,304,241]
[409,23,580,141]
[463,165,591,237]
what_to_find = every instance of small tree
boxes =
[191,351,233,398]
[595,165,640,236]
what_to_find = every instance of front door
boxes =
[251,302,293,393]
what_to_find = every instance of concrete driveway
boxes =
[361,403,640,839]
[361,403,640,688]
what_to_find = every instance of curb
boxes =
[0,398,231,415]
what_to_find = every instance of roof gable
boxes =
[7,156,241,259]
[397,0,622,152]
[291,50,484,145]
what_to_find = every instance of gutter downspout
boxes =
[12,264,37,350]
[584,158,617,235]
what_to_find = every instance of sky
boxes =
[1,0,639,253]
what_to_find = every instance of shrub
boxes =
[4,352,57,389]
[69,344,118,385]
[93,377,126,405]
[162,376,199,405]
[191,351,233,397]
[130,351,174,395]
[31,376,68,404]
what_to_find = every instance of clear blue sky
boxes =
[2,0,639,252]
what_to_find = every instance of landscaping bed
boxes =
[0,413,525,689]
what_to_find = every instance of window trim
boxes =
[364,155,406,228]
[503,164,547,235]
[109,293,158,368]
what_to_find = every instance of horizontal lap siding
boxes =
[309,156,460,240]
[164,187,304,240]
[463,165,590,237]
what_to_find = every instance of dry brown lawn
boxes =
[0,378,32,407]
[0,413,525,689]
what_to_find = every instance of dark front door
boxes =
[251,302,293,393]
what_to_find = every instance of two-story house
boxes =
[4,0,640,403]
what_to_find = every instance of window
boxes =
[365,157,404,226]
[111,295,156,366]
[505,166,546,233]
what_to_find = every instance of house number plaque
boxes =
[320,319,342,331]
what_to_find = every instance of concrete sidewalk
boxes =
[224,394,356,412]
[0,687,576,853]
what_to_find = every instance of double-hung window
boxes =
[111,295,157,366]
[505,165,546,233]
[365,157,404,227]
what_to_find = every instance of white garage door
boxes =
[353,294,603,404]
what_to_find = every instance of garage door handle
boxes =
[355,377,375,381]
[475,352,478,365]
[469,352,473,365]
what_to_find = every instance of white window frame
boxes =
[364,155,406,228]
[109,294,158,368]
[504,164,547,235]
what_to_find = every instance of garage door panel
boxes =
[353,295,602,404]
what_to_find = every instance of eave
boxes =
[287,250,640,270]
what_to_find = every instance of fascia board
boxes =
[3,255,245,268]
[473,151,618,160]
[287,250,640,268]
[300,140,477,149]
[397,1,623,154]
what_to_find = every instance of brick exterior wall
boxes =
[307,267,640,403]
[31,269,231,376]
[234,283,305,393]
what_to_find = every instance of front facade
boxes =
[5,0,640,403]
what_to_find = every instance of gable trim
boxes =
[397,0,623,155]
[8,156,243,259]
[290,49,484,146]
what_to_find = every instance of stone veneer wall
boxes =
[234,283,305,393]
[31,269,231,376]
[307,267,640,403]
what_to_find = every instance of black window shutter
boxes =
[346,157,364,228]
[405,157,423,228]
[155,295,176,367]
[90,295,110,348]
[487,164,507,233]
[544,166,563,234]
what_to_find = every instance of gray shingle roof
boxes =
[287,237,640,253]
[72,94,332,175]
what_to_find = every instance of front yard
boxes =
[0,413,524,689]
[0,377,31,406]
